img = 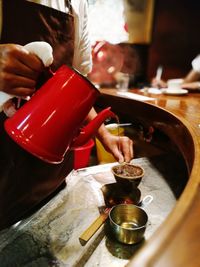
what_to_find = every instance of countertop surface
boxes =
[0,156,178,267]
[100,87,200,131]
[98,87,200,267]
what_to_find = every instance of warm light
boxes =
[97,51,105,61]
[107,66,115,74]
[88,0,128,44]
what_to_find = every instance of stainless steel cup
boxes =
[109,204,148,244]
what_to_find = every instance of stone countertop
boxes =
[0,156,178,267]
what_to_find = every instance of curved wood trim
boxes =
[97,89,200,267]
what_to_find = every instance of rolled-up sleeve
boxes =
[72,0,92,76]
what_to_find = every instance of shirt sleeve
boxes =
[72,0,92,76]
[192,54,200,73]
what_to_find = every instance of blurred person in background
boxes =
[152,54,200,90]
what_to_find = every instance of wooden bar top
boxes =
[97,88,200,267]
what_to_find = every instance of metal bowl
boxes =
[109,204,148,244]
[111,163,144,188]
[101,183,141,207]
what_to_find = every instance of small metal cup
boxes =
[109,204,148,244]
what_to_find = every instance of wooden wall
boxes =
[147,0,200,81]
[121,0,200,85]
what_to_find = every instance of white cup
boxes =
[167,78,183,91]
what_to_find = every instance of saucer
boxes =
[161,88,188,95]
[141,88,162,94]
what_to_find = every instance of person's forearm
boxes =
[86,108,134,162]
[184,70,200,83]
[86,107,110,141]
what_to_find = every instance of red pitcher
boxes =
[4,65,115,164]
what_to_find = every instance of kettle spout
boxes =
[72,107,116,148]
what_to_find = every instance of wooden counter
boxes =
[96,88,200,267]
[0,88,198,266]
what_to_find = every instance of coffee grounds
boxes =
[113,164,143,178]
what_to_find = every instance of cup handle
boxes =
[140,195,153,208]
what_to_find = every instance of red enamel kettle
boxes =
[4,65,115,164]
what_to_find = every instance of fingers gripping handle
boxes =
[0,41,53,111]
[23,41,53,67]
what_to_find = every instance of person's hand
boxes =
[151,77,167,88]
[182,81,200,90]
[0,44,45,97]
[97,130,134,163]
[86,108,134,163]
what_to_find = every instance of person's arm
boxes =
[183,69,200,83]
[73,1,134,162]
[72,0,92,76]
[182,70,200,90]
[86,108,134,163]
[182,55,200,90]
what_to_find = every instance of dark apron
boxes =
[0,0,75,229]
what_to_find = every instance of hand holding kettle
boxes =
[0,41,53,115]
